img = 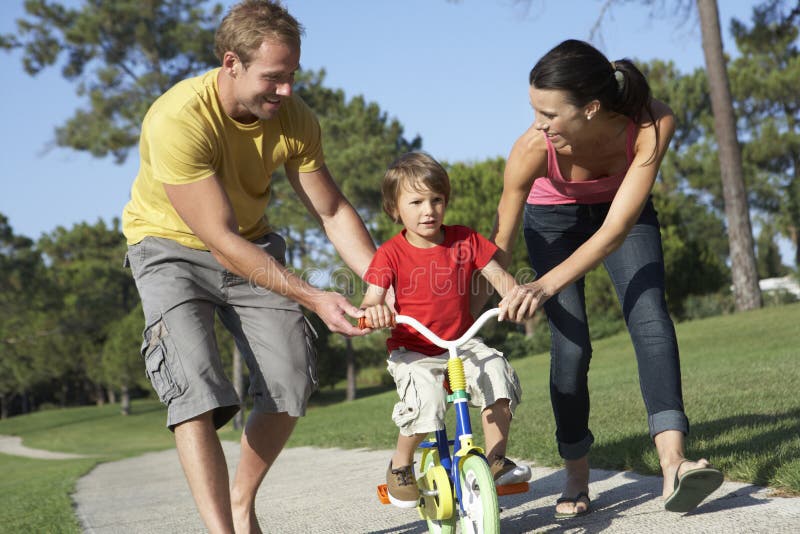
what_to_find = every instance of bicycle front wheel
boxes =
[458,455,500,534]
[421,450,456,534]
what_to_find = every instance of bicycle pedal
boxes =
[496,481,530,496]
[377,484,390,504]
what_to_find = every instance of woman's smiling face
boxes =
[528,86,588,149]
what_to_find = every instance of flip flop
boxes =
[554,491,591,518]
[664,460,724,513]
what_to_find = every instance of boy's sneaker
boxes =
[491,455,532,486]
[386,461,419,508]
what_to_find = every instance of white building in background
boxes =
[759,276,800,298]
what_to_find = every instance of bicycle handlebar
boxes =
[358,308,501,351]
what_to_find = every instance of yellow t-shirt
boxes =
[122,68,324,249]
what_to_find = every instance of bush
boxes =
[356,365,394,388]
[761,289,799,307]
[499,330,550,361]
[588,316,626,340]
[681,291,735,321]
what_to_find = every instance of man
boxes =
[121,1,374,532]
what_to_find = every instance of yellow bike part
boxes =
[455,438,484,459]
[447,356,466,392]
[417,464,454,521]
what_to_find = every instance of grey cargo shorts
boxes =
[125,234,319,430]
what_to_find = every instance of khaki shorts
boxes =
[386,338,522,436]
[126,235,318,430]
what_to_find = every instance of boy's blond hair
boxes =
[382,152,451,223]
[215,0,304,66]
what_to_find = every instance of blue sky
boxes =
[1,0,760,243]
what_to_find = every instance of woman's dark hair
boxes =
[529,39,660,160]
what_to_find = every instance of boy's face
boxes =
[393,182,446,248]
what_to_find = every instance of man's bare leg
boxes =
[230,411,298,534]
[174,412,235,534]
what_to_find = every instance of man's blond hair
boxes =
[214,0,304,66]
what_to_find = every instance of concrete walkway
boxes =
[0,434,91,460]
[71,442,800,533]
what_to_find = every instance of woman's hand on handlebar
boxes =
[357,304,395,330]
[499,283,549,323]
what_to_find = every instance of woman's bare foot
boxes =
[661,457,713,498]
[555,456,591,516]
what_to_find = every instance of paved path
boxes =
[71,442,800,533]
[0,434,91,460]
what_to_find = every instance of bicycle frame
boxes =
[364,307,527,533]
[395,308,502,515]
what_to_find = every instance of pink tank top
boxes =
[527,121,637,205]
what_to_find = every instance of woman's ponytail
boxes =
[610,58,653,124]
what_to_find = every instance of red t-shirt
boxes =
[364,224,497,355]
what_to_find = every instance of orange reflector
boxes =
[496,482,530,496]
[377,484,390,504]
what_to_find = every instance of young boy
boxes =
[360,152,534,508]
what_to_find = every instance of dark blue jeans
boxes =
[523,200,688,460]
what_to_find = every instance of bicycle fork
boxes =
[445,347,485,514]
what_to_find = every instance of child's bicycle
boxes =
[359,308,529,534]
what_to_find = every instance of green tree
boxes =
[445,158,529,279]
[642,61,732,313]
[756,223,790,279]
[1,0,222,162]
[641,4,798,283]
[729,1,800,268]
[1,1,418,399]
[695,0,762,310]
[37,219,138,405]
[102,303,149,414]
[592,0,763,311]
[0,214,61,416]
[653,188,730,318]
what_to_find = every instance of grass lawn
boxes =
[291,302,800,492]
[1,302,798,532]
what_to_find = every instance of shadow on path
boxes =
[73,444,800,533]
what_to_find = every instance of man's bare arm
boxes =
[163,175,366,335]
[288,164,376,278]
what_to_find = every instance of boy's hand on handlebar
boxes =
[357,304,395,330]
[498,283,548,323]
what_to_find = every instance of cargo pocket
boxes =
[390,373,421,431]
[141,316,186,404]
[303,316,320,397]
[501,353,523,409]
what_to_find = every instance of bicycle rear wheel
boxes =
[458,455,500,534]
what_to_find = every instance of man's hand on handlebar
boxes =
[311,291,373,336]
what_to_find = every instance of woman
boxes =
[496,39,723,517]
